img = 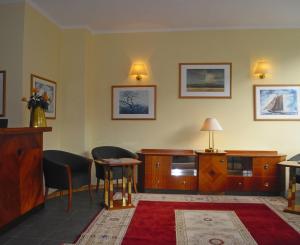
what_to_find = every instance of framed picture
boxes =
[254,85,300,121]
[112,85,156,120]
[0,70,6,116]
[31,74,56,119]
[179,63,231,98]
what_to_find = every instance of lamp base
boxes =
[205,148,219,153]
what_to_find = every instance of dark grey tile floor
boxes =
[0,190,103,245]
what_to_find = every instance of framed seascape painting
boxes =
[112,85,156,120]
[31,74,57,119]
[0,70,6,116]
[254,85,300,121]
[179,63,231,98]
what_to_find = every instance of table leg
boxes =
[287,167,296,209]
[127,165,133,206]
[122,166,127,206]
[109,168,114,209]
[104,167,109,208]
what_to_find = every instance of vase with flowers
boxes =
[22,88,49,127]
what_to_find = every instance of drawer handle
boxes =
[264,164,269,170]
[183,180,186,184]
[156,162,160,168]
[220,159,225,163]
[238,182,243,186]
[264,182,269,187]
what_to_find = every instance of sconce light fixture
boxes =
[130,63,148,80]
[200,117,223,152]
[254,60,271,79]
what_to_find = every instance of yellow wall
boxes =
[88,30,300,158]
[22,3,61,149]
[2,2,300,162]
[0,2,25,127]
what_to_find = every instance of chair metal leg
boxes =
[66,165,72,212]
[96,178,100,192]
[44,187,49,201]
[67,188,72,212]
[88,184,92,201]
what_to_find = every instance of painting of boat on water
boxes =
[254,85,300,120]
[179,63,231,98]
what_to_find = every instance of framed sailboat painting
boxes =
[254,85,300,120]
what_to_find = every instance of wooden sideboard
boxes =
[138,149,198,192]
[138,149,286,195]
[0,127,52,230]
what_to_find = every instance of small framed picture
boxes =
[112,85,156,120]
[179,63,232,98]
[0,70,6,116]
[254,85,300,121]
[31,74,57,119]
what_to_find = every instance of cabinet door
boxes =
[253,157,281,177]
[198,154,227,192]
[0,133,44,227]
[144,155,171,189]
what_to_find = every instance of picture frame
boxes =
[179,63,232,98]
[254,84,300,121]
[0,70,6,117]
[31,74,57,119]
[112,85,156,120]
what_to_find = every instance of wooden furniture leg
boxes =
[109,168,114,209]
[104,167,109,208]
[122,166,127,206]
[66,165,72,212]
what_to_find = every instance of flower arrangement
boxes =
[22,88,49,110]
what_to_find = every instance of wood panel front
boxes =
[198,154,227,193]
[227,176,255,192]
[144,155,171,189]
[167,176,197,190]
[0,127,51,229]
[252,157,282,176]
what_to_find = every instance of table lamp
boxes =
[200,118,223,152]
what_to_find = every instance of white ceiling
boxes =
[2,0,300,33]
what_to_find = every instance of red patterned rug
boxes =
[68,194,300,245]
[123,201,300,245]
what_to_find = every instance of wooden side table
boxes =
[278,161,300,214]
[95,158,141,210]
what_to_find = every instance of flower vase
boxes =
[30,106,47,127]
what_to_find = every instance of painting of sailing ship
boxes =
[254,85,300,120]
[180,63,231,98]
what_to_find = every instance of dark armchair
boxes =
[288,154,300,183]
[43,150,93,211]
[91,146,138,193]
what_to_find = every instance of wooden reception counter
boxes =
[0,127,52,230]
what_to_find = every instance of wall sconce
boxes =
[130,63,148,80]
[200,118,223,152]
[254,60,271,79]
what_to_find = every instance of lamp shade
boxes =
[200,118,223,131]
[130,63,148,76]
[254,61,271,75]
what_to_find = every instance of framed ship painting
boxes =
[254,85,300,121]
[112,85,156,120]
[179,63,231,98]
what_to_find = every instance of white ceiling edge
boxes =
[2,0,300,35]
[90,25,300,35]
